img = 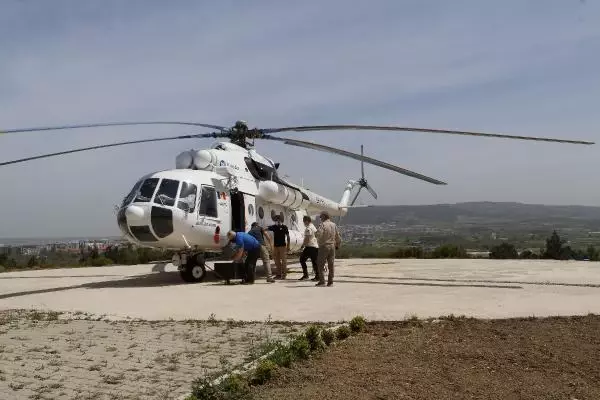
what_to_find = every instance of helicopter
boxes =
[0,120,594,282]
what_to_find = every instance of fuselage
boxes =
[116,141,351,252]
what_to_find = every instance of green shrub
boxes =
[288,335,310,360]
[252,359,277,385]
[349,316,366,333]
[267,343,295,368]
[336,326,351,340]
[191,373,249,400]
[321,328,335,346]
[304,325,325,351]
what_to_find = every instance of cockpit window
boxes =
[153,178,180,207]
[198,185,218,217]
[122,179,143,207]
[134,178,159,203]
[177,182,197,213]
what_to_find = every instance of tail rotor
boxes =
[350,144,378,206]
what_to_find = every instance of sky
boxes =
[1,0,599,238]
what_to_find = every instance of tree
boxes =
[587,245,600,261]
[432,244,467,259]
[27,256,37,268]
[543,230,572,260]
[489,242,518,259]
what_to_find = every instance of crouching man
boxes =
[226,230,261,284]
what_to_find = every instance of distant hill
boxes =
[341,202,600,233]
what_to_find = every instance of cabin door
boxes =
[243,194,257,232]
[230,190,245,232]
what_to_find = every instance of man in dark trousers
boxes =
[299,215,319,281]
[227,230,261,284]
[268,215,290,279]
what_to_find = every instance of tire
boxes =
[179,260,206,283]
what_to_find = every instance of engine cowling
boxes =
[258,181,308,209]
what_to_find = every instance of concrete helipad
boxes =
[2,258,600,321]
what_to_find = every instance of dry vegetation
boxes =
[0,309,304,400]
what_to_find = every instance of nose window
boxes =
[177,182,197,213]
[153,178,180,207]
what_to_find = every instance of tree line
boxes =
[1,230,597,272]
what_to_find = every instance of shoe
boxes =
[311,277,318,281]
[327,282,333,287]
[315,282,325,287]
[266,278,275,283]
[299,275,309,281]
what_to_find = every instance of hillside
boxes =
[341,202,600,235]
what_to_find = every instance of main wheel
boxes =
[179,259,207,283]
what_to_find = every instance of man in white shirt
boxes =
[299,215,319,281]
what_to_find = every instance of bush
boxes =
[89,256,113,266]
[349,316,366,333]
[288,335,310,360]
[321,328,335,346]
[191,373,249,400]
[304,325,325,351]
[267,343,295,368]
[336,326,351,340]
[252,359,277,385]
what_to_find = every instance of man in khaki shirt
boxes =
[315,211,342,287]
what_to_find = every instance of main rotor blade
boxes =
[264,136,447,185]
[262,124,594,145]
[365,182,378,199]
[1,121,227,135]
[0,132,226,166]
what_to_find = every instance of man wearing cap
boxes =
[226,230,261,284]
[315,211,342,287]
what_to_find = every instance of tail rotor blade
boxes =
[360,144,365,179]
[351,186,362,206]
[365,182,378,200]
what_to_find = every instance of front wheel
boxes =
[180,261,206,283]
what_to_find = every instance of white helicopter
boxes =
[1,120,594,282]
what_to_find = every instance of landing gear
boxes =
[177,252,207,283]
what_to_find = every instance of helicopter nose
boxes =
[125,204,145,221]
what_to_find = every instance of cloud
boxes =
[0,0,599,237]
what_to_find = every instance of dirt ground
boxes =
[0,309,303,400]
[250,314,600,400]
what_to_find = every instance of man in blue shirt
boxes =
[227,230,261,284]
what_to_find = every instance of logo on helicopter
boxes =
[218,160,239,170]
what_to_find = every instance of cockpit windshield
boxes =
[153,179,180,207]
[134,178,159,203]
[123,177,199,210]
[177,182,197,213]
[121,179,143,207]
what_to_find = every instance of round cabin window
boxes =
[248,204,254,216]
[258,206,264,219]
[271,209,277,222]
[279,212,285,223]
[291,213,297,223]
